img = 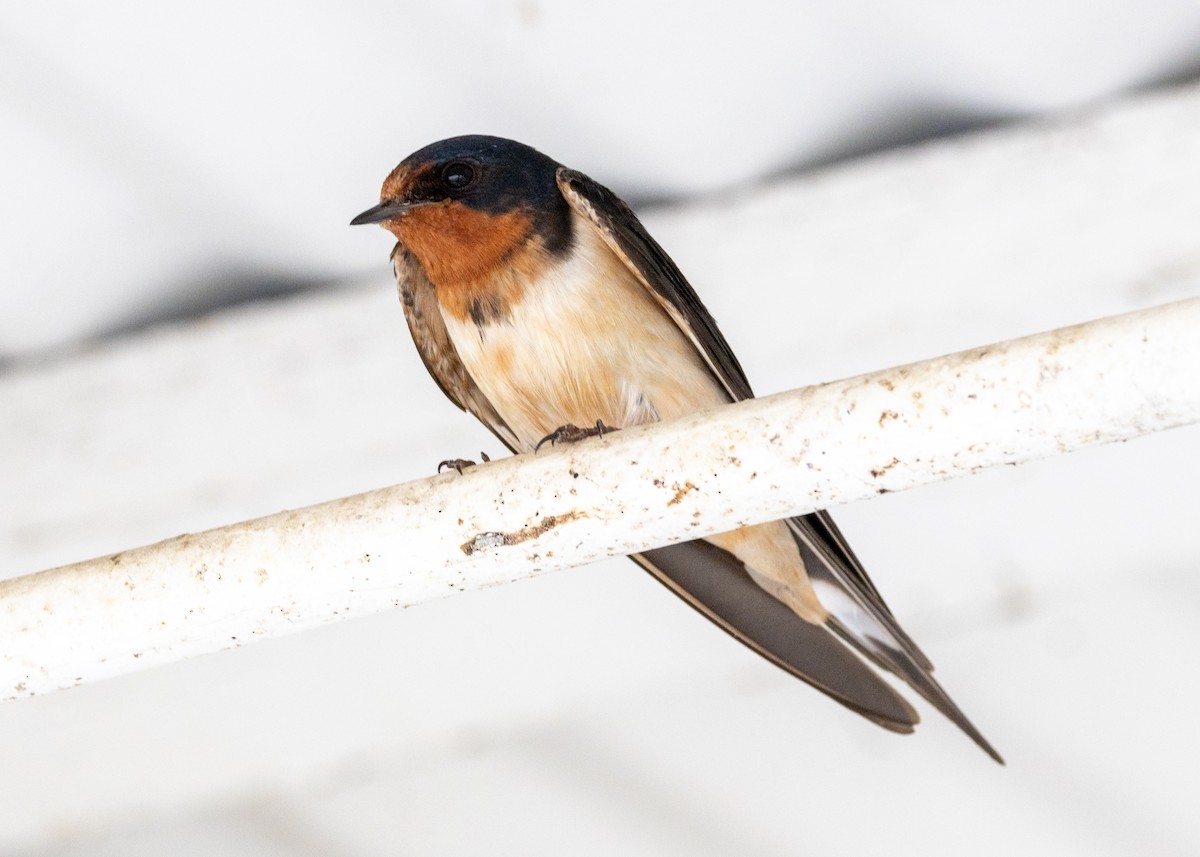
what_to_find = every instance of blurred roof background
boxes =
[4,0,1200,359]
[3,3,1200,855]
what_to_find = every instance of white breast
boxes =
[440,213,727,451]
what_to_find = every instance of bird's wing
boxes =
[392,243,521,453]
[555,169,753,402]
[557,169,1001,761]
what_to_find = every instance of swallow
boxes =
[352,135,1001,763]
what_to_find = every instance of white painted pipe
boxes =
[2,297,1198,702]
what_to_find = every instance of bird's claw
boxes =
[437,451,491,474]
[535,419,618,451]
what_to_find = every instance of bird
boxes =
[351,135,1001,763]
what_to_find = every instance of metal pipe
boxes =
[3,297,1197,701]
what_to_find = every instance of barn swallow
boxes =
[352,135,1002,762]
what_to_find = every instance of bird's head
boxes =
[351,135,573,288]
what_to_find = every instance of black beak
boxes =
[350,199,417,226]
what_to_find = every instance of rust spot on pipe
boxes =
[461,510,588,555]
[870,457,901,478]
[878,409,900,428]
[668,481,698,506]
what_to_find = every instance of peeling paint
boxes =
[461,510,588,555]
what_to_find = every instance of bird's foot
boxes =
[437,451,491,474]
[535,420,618,451]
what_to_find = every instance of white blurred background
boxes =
[3,2,1200,855]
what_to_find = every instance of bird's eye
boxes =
[441,161,476,191]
